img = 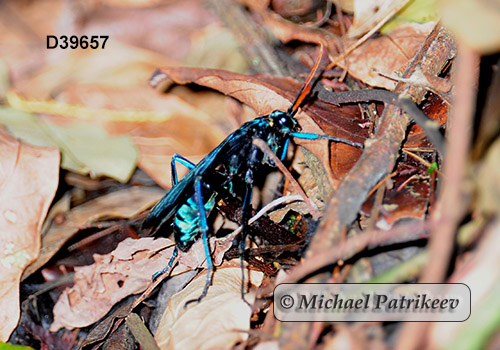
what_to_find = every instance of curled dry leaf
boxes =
[0,127,59,341]
[23,187,165,279]
[155,267,264,350]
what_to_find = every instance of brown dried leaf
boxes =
[339,22,435,89]
[362,155,432,225]
[154,267,264,350]
[0,0,62,83]
[0,127,59,341]
[406,92,448,147]
[50,237,175,331]
[50,235,234,332]
[23,187,165,279]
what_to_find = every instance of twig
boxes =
[314,88,447,156]
[307,24,454,258]
[396,40,479,350]
[281,219,431,284]
[402,149,445,178]
[227,194,306,239]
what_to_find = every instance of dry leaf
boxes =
[0,106,138,182]
[340,22,436,89]
[50,235,234,331]
[0,127,59,341]
[23,187,165,279]
[55,84,228,188]
[50,237,178,332]
[155,267,264,350]
[13,42,174,100]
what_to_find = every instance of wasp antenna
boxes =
[288,44,324,116]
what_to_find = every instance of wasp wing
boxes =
[142,119,262,234]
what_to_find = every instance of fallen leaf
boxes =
[53,84,229,188]
[0,127,59,341]
[0,0,61,84]
[341,22,436,89]
[184,23,248,73]
[50,234,233,332]
[154,267,264,350]
[13,42,174,100]
[0,106,138,182]
[362,156,432,225]
[50,237,176,332]
[78,0,216,62]
[23,186,165,279]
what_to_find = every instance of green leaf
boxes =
[427,161,438,175]
[0,107,138,183]
[381,0,439,34]
[0,343,35,350]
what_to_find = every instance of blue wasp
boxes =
[142,49,363,305]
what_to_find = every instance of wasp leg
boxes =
[290,132,364,149]
[152,246,179,281]
[184,176,214,307]
[171,153,196,185]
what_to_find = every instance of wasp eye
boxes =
[269,110,284,118]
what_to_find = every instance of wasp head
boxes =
[267,110,300,133]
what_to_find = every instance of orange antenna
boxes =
[287,43,324,116]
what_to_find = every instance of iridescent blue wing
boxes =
[142,118,263,234]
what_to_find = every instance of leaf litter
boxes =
[0,0,498,349]
[0,127,59,342]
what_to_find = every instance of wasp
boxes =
[142,48,363,304]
